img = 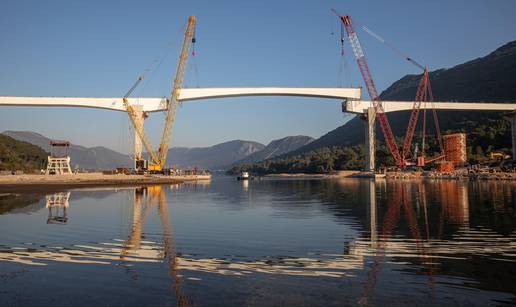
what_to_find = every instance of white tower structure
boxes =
[46,141,72,175]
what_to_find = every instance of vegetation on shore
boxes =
[229,122,512,175]
[229,146,365,175]
[0,135,48,172]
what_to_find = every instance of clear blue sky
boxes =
[1,0,515,153]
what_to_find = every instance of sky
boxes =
[0,0,515,154]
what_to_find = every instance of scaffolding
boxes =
[46,140,72,175]
[443,133,467,167]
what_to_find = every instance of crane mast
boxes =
[154,15,196,170]
[336,14,402,165]
[124,16,196,172]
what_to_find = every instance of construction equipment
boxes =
[122,75,147,170]
[489,151,511,160]
[123,16,196,173]
[333,11,445,168]
[333,11,403,166]
[352,16,446,167]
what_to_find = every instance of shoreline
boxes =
[261,171,516,180]
[264,171,363,179]
[0,173,211,192]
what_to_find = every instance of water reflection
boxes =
[242,179,249,192]
[46,192,70,224]
[123,186,189,306]
[0,192,41,214]
[0,179,515,305]
[359,180,516,305]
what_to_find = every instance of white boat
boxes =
[237,171,250,180]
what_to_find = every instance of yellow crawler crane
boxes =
[122,16,196,173]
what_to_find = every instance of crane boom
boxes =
[124,75,144,99]
[402,68,430,161]
[123,16,196,172]
[349,18,444,166]
[153,16,196,170]
[336,13,402,165]
[359,25,425,71]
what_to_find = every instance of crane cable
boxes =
[344,14,426,71]
[332,19,350,87]
[139,24,187,98]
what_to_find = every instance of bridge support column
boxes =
[132,105,144,168]
[364,107,376,172]
[505,111,516,161]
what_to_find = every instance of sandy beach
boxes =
[0,172,211,191]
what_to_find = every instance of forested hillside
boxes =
[0,134,48,172]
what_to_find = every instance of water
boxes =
[0,177,515,306]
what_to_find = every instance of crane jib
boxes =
[338,14,402,166]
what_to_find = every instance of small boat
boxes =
[237,171,250,180]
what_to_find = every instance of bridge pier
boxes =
[132,105,144,168]
[364,107,376,172]
[504,111,516,160]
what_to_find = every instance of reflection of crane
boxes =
[360,182,435,304]
[124,16,197,173]
[360,180,471,303]
[122,186,190,306]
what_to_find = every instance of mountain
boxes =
[233,40,516,173]
[295,40,516,156]
[0,134,48,172]
[165,140,265,170]
[381,40,516,102]
[233,136,314,165]
[2,131,131,170]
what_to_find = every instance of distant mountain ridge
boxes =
[2,131,269,171]
[2,131,131,170]
[233,135,314,166]
[381,40,516,102]
[290,40,516,156]
[165,140,265,170]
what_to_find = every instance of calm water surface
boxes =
[0,177,515,306]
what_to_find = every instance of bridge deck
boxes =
[1,91,515,114]
[344,100,516,114]
[0,87,361,112]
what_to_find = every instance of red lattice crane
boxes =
[333,11,444,167]
[403,68,431,163]
[333,11,402,166]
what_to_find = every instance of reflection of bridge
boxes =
[1,89,515,170]
[3,181,516,305]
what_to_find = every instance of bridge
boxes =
[1,89,515,171]
[0,87,362,112]
[343,100,516,171]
